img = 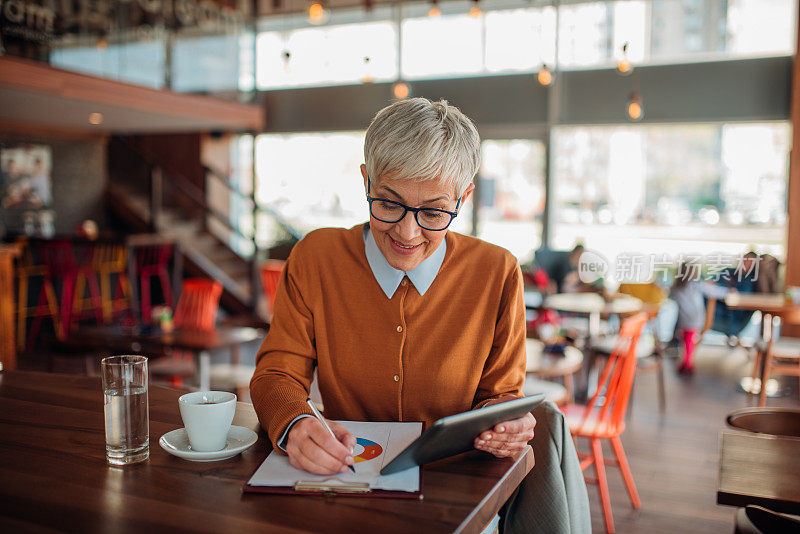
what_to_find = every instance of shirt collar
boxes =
[364,225,446,299]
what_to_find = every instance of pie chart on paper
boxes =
[353,437,383,463]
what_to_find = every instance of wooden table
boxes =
[64,325,263,391]
[724,292,800,324]
[0,370,534,533]
[717,431,800,514]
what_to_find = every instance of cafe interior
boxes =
[1,0,800,532]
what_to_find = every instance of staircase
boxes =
[105,136,301,318]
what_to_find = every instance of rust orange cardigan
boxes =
[250,224,526,449]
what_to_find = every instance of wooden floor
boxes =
[16,341,800,533]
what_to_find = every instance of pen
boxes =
[306,398,355,473]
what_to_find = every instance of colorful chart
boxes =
[353,437,383,463]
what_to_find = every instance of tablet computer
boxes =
[380,394,546,475]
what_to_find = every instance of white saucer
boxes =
[159,425,258,462]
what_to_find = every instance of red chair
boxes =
[259,260,285,320]
[27,240,79,347]
[134,242,174,324]
[564,312,649,534]
[71,242,105,328]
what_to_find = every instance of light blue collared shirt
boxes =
[363,225,446,298]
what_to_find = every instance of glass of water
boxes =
[101,355,149,465]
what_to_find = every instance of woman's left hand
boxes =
[473,402,536,458]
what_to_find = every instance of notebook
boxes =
[244,421,423,498]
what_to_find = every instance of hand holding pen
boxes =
[305,398,356,473]
[284,398,357,475]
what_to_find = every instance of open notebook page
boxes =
[247,421,422,493]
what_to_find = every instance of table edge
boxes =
[454,445,534,534]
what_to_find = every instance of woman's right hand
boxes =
[286,417,356,475]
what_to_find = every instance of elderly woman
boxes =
[250,98,588,533]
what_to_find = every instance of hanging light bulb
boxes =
[537,64,552,86]
[469,0,482,18]
[307,0,329,25]
[393,81,411,99]
[626,92,643,121]
[282,50,292,73]
[617,42,633,75]
[428,0,441,17]
[362,56,373,83]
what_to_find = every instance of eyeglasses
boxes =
[366,179,461,231]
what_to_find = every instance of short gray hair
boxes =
[364,98,480,197]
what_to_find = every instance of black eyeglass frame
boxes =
[366,179,462,231]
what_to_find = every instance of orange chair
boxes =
[173,279,223,332]
[259,260,285,321]
[152,279,222,388]
[564,312,649,534]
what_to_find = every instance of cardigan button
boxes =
[393,375,400,382]
[396,325,403,333]
[401,279,407,286]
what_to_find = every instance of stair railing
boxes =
[115,137,260,312]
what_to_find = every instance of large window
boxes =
[478,140,546,258]
[255,132,367,235]
[551,122,790,262]
[256,7,398,89]
[172,32,252,93]
[51,38,167,89]
[255,0,795,90]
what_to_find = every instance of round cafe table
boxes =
[544,293,643,338]
[525,339,584,402]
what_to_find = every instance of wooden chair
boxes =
[564,312,649,534]
[259,260,285,321]
[92,242,131,323]
[752,315,800,407]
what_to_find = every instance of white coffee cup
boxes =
[178,391,236,452]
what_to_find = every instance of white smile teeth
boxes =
[393,239,416,249]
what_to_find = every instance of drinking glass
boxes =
[101,355,149,465]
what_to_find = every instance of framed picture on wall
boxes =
[1,145,53,233]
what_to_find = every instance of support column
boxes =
[783,10,800,333]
